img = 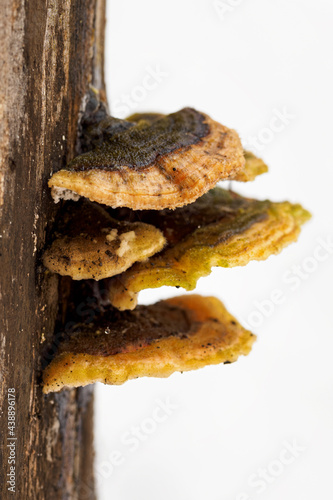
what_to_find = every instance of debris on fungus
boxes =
[107,187,311,310]
[43,200,166,280]
[48,107,249,210]
[42,294,255,392]
[42,93,311,393]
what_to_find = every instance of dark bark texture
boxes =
[0,0,106,498]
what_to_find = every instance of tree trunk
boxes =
[0,0,106,498]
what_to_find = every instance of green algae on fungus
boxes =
[43,294,255,392]
[48,107,247,210]
[107,187,311,310]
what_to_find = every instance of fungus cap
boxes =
[43,294,256,392]
[43,201,166,280]
[107,187,311,310]
[49,108,246,210]
[233,150,268,182]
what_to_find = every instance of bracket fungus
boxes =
[107,187,311,310]
[43,200,166,280]
[49,107,253,210]
[43,294,255,393]
[235,150,268,182]
[43,96,310,392]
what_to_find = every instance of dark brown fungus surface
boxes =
[48,108,246,209]
[43,200,166,280]
[106,187,311,310]
[43,294,256,392]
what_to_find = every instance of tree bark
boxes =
[0,0,106,498]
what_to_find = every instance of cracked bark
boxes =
[0,0,107,498]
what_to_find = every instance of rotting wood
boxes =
[0,1,107,498]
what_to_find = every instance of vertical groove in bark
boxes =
[0,0,106,498]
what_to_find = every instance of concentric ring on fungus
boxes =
[48,107,246,210]
[43,294,256,393]
[43,96,311,394]
[106,187,311,310]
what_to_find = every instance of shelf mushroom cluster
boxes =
[42,104,310,393]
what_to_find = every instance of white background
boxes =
[95,1,333,499]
